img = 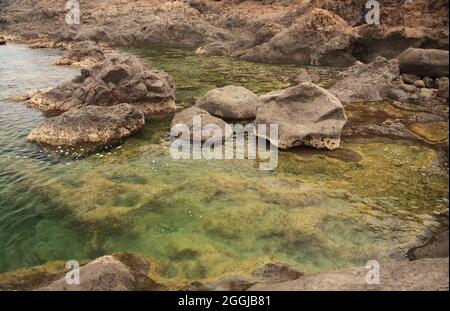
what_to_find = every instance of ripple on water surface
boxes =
[0,45,448,284]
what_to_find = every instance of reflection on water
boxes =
[0,44,448,284]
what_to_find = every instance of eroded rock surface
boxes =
[28,55,176,117]
[256,82,347,150]
[28,104,145,148]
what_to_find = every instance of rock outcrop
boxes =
[397,48,449,78]
[28,104,145,148]
[256,82,347,150]
[195,85,261,120]
[170,106,232,142]
[329,57,400,103]
[248,258,449,291]
[239,9,357,66]
[55,40,105,68]
[28,55,176,117]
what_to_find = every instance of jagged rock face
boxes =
[27,55,176,117]
[329,56,400,103]
[256,82,347,150]
[239,9,358,66]
[397,48,449,78]
[27,104,145,148]
[170,106,232,142]
[195,85,261,120]
[55,40,105,68]
[37,256,136,291]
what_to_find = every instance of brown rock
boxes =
[248,258,449,291]
[256,82,347,150]
[55,40,105,68]
[37,256,136,291]
[397,48,449,78]
[27,104,145,148]
[28,55,176,117]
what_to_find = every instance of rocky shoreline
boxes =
[0,226,447,291]
[0,0,448,291]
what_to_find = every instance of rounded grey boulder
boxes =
[195,85,261,120]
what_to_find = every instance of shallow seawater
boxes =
[0,44,448,284]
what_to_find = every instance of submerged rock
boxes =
[195,85,261,120]
[170,106,232,142]
[256,82,347,150]
[397,48,449,78]
[28,104,145,148]
[55,40,105,68]
[251,263,303,284]
[27,55,176,117]
[329,57,400,103]
[37,256,135,291]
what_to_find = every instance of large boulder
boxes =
[195,85,261,120]
[329,57,400,102]
[27,104,145,148]
[170,106,232,142]
[28,55,176,117]
[397,48,449,77]
[256,82,347,150]
[37,256,135,291]
[239,9,357,66]
[55,40,105,68]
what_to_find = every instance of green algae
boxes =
[0,46,448,286]
[410,122,449,143]
[123,45,341,107]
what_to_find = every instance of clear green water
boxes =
[0,44,448,284]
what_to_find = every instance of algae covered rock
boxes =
[28,104,145,148]
[196,85,261,120]
[256,82,347,150]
